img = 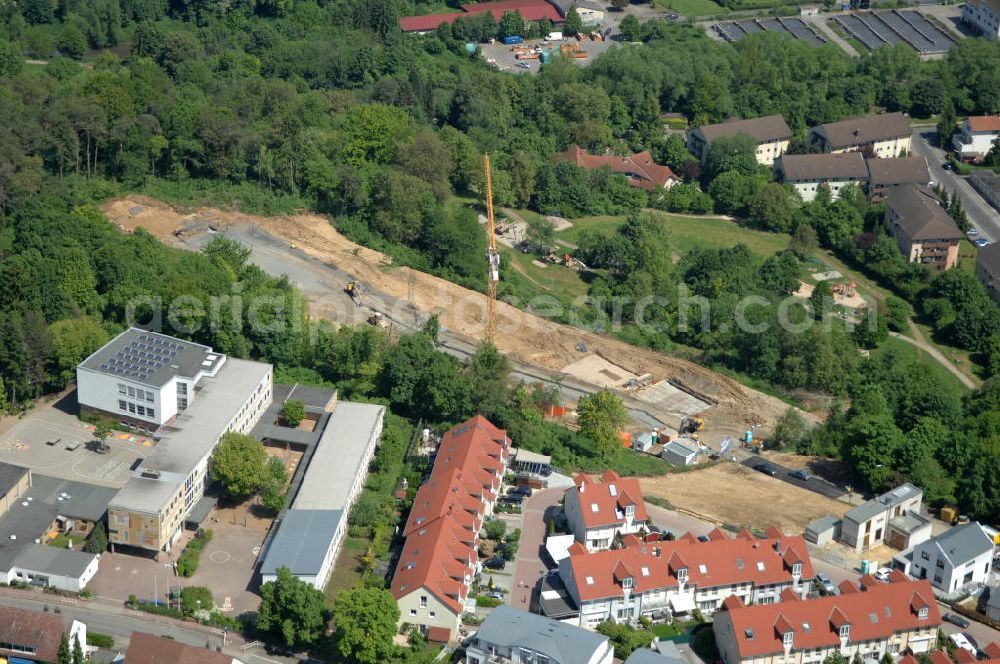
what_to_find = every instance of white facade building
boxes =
[564,471,650,551]
[467,605,614,664]
[953,116,1000,161]
[1,544,100,592]
[906,522,994,593]
[962,0,1000,40]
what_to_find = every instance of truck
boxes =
[545,31,563,41]
[502,35,523,45]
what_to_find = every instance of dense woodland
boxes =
[0,1,999,524]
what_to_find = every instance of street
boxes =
[739,457,848,500]
[910,128,1000,242]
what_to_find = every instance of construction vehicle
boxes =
[367,312,389,329]
[679,417,704,435]
[345,281,363,306]
[484,154,500,342]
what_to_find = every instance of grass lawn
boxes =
[47,533,87,549]
[500,245,591,302]
[655,0,728,15]
[323,536,369,608]
[873,335,971,393]
[652,622,688,639]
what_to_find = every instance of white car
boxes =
[949,633,976,655]
[874,567,892,581]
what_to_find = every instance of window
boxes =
[677,567,688,583]
[146,392,154,403]
[118,400,127,411]
[757,561,766,571]
[127,387,135,397]
[935,559,945,569]
[148,408,155,418]
[918,607,928,619]
[641,566,650,577]
[591,503,599,513]
[783,632,794,647]
[410,609,416,617]
[420,596,428,608]
[622,576,633,589]
[429,612,436,618]
[136,389,145,400]
[699,564,708,574]
[128,403,136,414]
[920,551,929,561]
[839,625,850,640]
[118,384,126,395]
[137,406,145,416]
[793,563,802,576]
[586,576,595,585]
[519,648,532,664]
[626,504,635,517]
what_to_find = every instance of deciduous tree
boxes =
[332,587,400,664]
[576,389,628,459]
[211,432,266,498]
[258,567,329,648]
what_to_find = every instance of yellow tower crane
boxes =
[484,154,500,343]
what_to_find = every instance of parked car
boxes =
[974,238,990,248]
[874,567,892,581]
[814,573,835,595]
[487,591,504,599]
[943,613,970,628]
[511,486,533,497]
[484,556,506,570]
[697,535,710,543]
[949,633,976,655]
[516,62,531,69]
[943,162,953,170]
[967,228,979,237]
[789,469,811,481]
[754,463,778,476]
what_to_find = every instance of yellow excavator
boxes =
[679,417,704,435]
[345,280,363,306]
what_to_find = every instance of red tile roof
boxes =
[953,649,977,664]
[400,0,562,32]
[0,607,66,664]
[985,643,1000,659]
[566,530,813,602]
[427,626,453,643]
[566,469,649,530]
[721,579,941,658]
[124,632,234,664]
[390,416,509,614]
[968,116,1000,133]
[929,652,955,664]
[556,145,679,192]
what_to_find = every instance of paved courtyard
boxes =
[0,392,150,487]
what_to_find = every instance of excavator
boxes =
[679,417,704,435]
[345,280,363,306]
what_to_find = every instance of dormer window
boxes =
[839,624,850,640]
[918,607,928,619]
[677,567,688,583]
[625,504,635,517]
[792,563,802,576]
[783,631,794,648]
[622,576,633,589]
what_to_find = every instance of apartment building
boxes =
[466,605,614,664]
[953,116,1000,161]
[809,113,912,158]
[977,242,1000,305]
[390,416,510,641]
[885,185,964,272]
[776,153,868,202]
[961,0,1000,40]
[79,330,274,552]
[865,156,931,203]
[564,470,650,551]
[840,484,928,552]
[687,115,793,166]
[556,527,814,628]
[714,577,941,664]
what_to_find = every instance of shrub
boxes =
[87,632,115,649]
[475,595,502,608]
[281,399,306,427]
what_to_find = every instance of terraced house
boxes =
[390,416,510,642]
[563,471,650,551]
[714,576,941,664]
[555,527,814,627]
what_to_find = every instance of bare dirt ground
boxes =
[102,197,806,440]
[639,463,849,533]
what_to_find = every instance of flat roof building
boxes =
[77,330,274,552]
[841,483,926,552]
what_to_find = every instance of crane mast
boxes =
[484,154,499,343]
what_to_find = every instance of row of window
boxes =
[118,400,155,418]
[118,384,155,403]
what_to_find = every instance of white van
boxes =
[546,31,563,41]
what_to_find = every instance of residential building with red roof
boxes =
[554,527,814,627]
[556,145,679,192]
[399,0,563,33]
[563,470,650,551]
[714,576,940,664]
[0,606,71,663]
[901,644,1000,664]
[953,116,1000,162]
[390,416,510,641]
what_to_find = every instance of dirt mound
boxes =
[101,197,803,437]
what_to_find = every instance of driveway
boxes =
[509,488,564,611]
[739,458,847,500]
[910,129,1000,242]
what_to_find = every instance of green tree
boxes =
[260,457,288,512]
[789,223,818,259]
[748,182,794,232]
[610,0,629,8]
[654,134,693,172]
[211,432,266,498]
[93,418,114,450]
[576,389,628,459]
[57,26,86,59]
[853,306,889,349]
[48,317,107,389]
[181,586,214,618]
[0,377,7,415]
[497,10,525,39]
[884,296,911,333]
[770,408,810,450]
[57,634,71,664]
[526,215,555,253]
[484,518,506,540]
[704,133,760,180]
[620,14,641,41]
[936,102,957,149]
[465,342,511,419]
[810,280,833,319]
[21,0,55,24]
[0,40,23,77]
[258,567,329,648]
[332,587,400,664]
[708,171,757,216]
[72,635,84,664]
[281,399,305,427]
[564,7,583,35]
[84,521,108,553]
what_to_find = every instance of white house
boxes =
[904,522,994,593]
[564,470,650,551]
[466,605,615,664]
[1,544,100,593]
[961,0,1000,40]
[953,116,1000,161]
[840,484,929,552]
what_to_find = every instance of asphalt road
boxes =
[739,457,847,500]
[910,128,1000,242]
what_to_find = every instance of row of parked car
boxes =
[497,484,533,508]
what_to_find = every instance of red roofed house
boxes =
[399,0,563,33]
[564,470,650,551]
[713,577,941,664]
[390,416,510,641]
[953,116,1000,162]
[124,632,244,664]
[0,606,72,664]
[557,145,679,192]
[554,527,814,627]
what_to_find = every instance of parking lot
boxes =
[480,36,616,74]
[832,10,954,54]
[0,392,149,487]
